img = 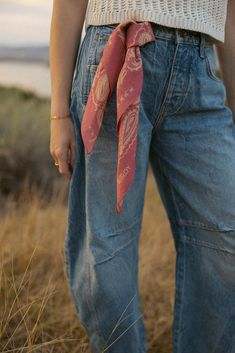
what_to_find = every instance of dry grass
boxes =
[0,167,176,353]
[0,85,61,200]
[0,84,176,352]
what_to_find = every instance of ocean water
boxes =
[0,1,88,99]
[0,61,50,98]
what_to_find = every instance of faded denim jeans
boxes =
[64,22,235,353]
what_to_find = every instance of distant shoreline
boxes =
[0,58,49,67]
[0,45,49,66]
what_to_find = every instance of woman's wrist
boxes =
[50,112,71,118]
[50,99,71,117]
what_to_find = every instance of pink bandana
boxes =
[81,20,156,214]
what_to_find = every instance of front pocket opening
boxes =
[204,48,223,83]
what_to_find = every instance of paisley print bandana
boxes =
[81,20,156,214]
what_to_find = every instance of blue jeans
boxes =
[64,22,235,353]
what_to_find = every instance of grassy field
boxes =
[0,85,67,203]
[0,85,176,353]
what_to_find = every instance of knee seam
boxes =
[179,234,235,255]
[95,218,141,238]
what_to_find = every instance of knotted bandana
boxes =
[81,20,156,214]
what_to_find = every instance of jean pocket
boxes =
[204,45,223,83]
[81,63,98,107]
[80,64,118,134]
[81,25,116,107]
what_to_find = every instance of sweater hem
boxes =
[84,10,224,43]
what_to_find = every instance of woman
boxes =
[49,1,235,352]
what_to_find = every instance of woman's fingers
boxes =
[49,118,77,181]
[54,145,71,180]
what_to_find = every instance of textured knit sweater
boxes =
[84,0,228,43]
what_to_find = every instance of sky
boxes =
[0,0,53,46]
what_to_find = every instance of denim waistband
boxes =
[96,21,214,47]
[150,22,214,47]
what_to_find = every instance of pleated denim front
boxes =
[64,22,235,353]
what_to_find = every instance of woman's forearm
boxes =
[50,0,88,116]
[215,0,235,115]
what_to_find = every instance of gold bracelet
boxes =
[50,113,71,120]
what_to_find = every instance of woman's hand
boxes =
[50,117,77,180]
[49,0,88,180]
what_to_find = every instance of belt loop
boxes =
[199,33,205,58]
[175,28,180,44]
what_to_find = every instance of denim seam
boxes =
[152,42,180,133]
[140,41,159,66]
[153,156,183,225]
[149,61,170,127]
[141,39,206,66]
[180,234,235,255]
[150,159,235,241]
[164,174,184,225]
[205,55,222,83]
[72,34,88,94]
[204,47,223,83]
[177,218,235,232]
[173,239,186,352]
[158,43,190,115]
[95,218,141,238]
[151,158,233,235]
[84,155,108,348]
[81,28,99,107]
[63,230,72,288]
[94,220,141,265]
[154,36,213,47]
[159,42,194,118]
[87,27,99,64]
[94,233,139,266]
[166,68,192,116]
[156,176,235,233]
[85,238,108,348]
[82,67,96,107]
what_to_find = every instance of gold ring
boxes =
[54,162,59,167]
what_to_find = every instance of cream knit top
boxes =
[84,0,228,43]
